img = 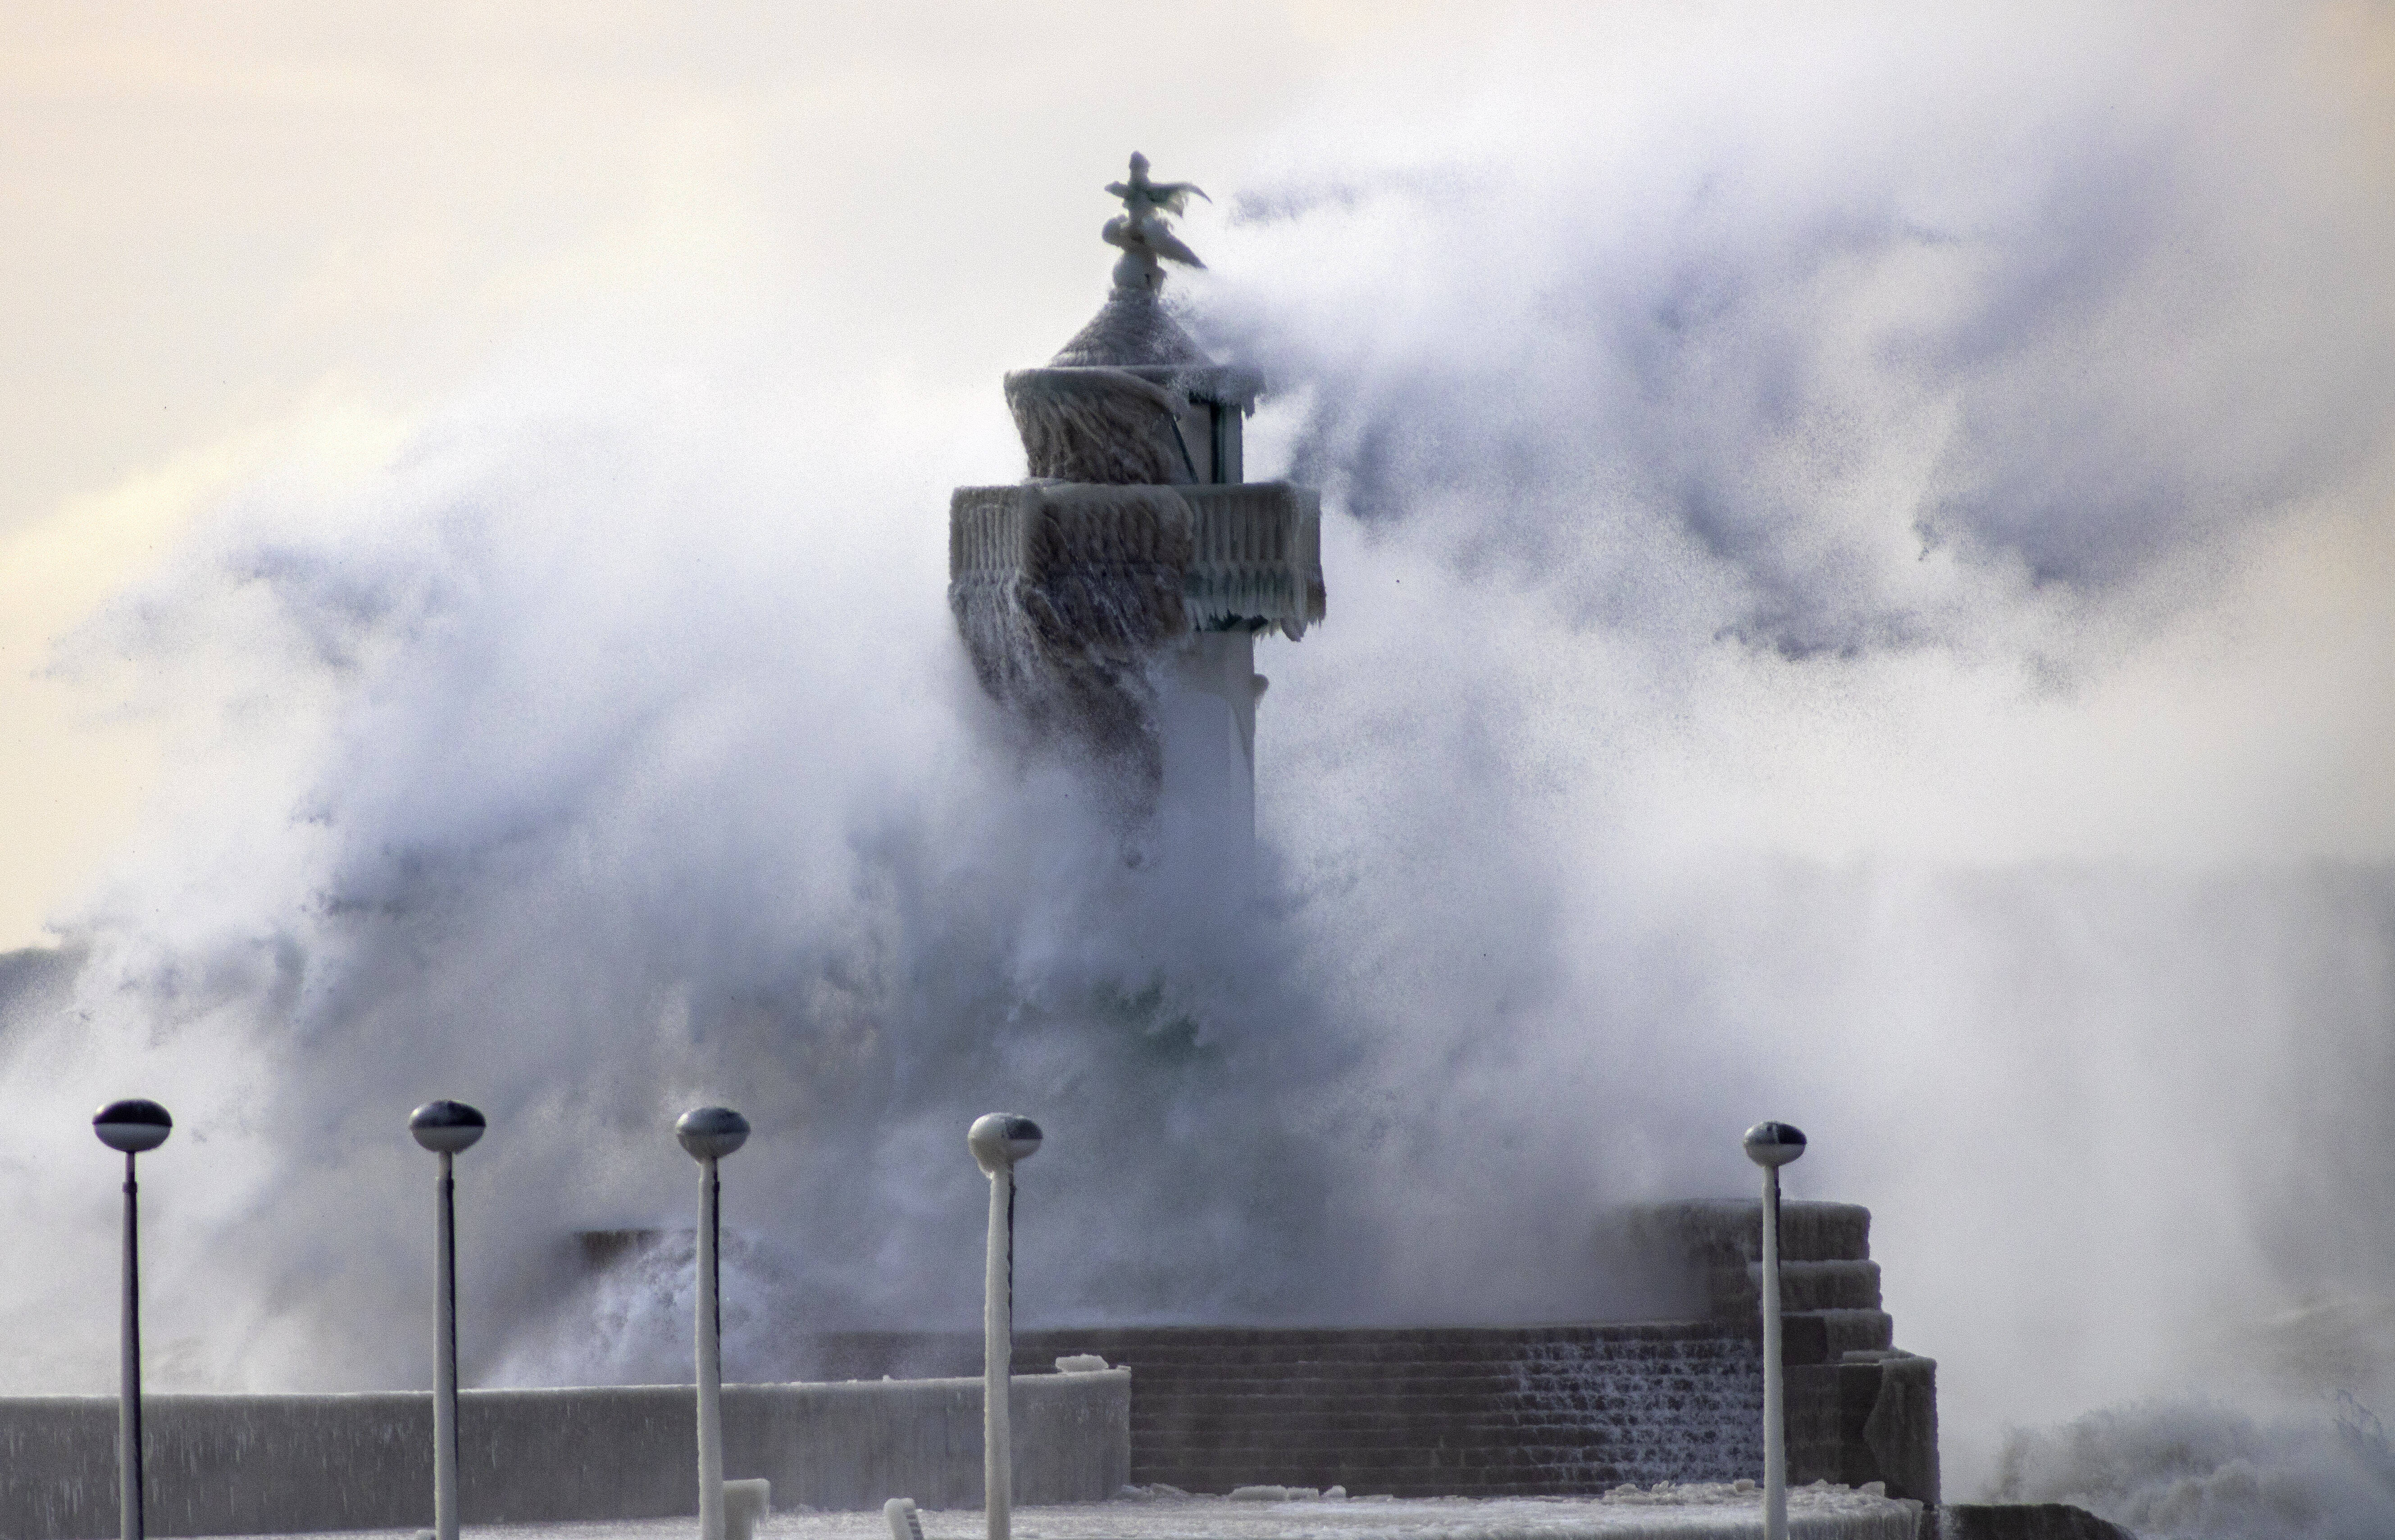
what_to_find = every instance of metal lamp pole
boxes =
[968,1114,1042,1540]
[94,1099,173,1540]
[409,1100,487,1540]
[1743,1120,1808,1540]
[677,1106,750,1540]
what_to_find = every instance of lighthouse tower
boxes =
[949,155,1325,845]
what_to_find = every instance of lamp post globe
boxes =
[970,1113,1043,1540]
[94,1099,173,1154]
[409,1100,486,1156]
[1743,1120,1807,1169]
[96,1099,171,1540]
[968,1113,1042,1174]
[678,1105,750,1540]
[408,1098,484,1540]
[678,1106,751,1163]
[1743,1118,1807,1540]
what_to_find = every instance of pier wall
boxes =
[0,1368,1129,1539]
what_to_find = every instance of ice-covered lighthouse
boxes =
[948,154,1325,845]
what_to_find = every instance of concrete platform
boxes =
[209,1486,1925,1540]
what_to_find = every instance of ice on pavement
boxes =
[223,1483,1921,1540]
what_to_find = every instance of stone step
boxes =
[1019,1352,1736,1375]
[1135,1446,1666,1466]
[1111,1360,1753,1389]
[1616,1200,1872,1267]
[1132,1413,1762,1439]
[1134,1454,1749,1473]
[1120,1370,1744,1393]
[1138,1410,1741,1426]
[1015,1330,1756,1369]
[1128,1370,1758,1390]
[1131,1433,1749,1456]
[1125,1381,1750,1401]
[1055,1345,1752,1368]
[1129,1396,1753,1422]
[1132,1409,1758,1431]
[1120,1370,1686,1389]
[1120,1408,1762,1437]
[1132,1410,1755,1436]
[1134,1457,1757,1482]
[1120,1408,1762,1427]
[1814,1309,1894,1356]
[1135,1478,1645,1498]
[1131,1435,1734,1458]
[1132,1459,1727,1477]
[1134,1400,1535,1422]
[1708,1260,1883,1313]
[1108,1368,1746,1391]
[1130,1466,1657,1485]
[1026,1322,1744,1342]
[1091,1344,1758,1372]
[1130,1373,1760,1395]
[1132,1468,1706,1490]
[1138,1428,1753,1446]
[1016,1326,1746,1359]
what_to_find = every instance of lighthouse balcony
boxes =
[949,480,1326,641]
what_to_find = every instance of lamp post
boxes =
[1743,1119,1808,1540]
[409,1100,487,1540]
[677,1107,750,1540]
[93,1099,172,1540]
[968,1114,1042,1540]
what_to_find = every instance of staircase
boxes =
[1616,1199,1938,1504]
[1637,1199,1895,1360]
[664,1200,1936,1503]
[1011,1323,1762,1497]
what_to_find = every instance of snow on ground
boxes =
[226,1484,1922,1540]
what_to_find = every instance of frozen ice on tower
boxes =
[949,154,1326,841]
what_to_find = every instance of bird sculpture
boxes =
[1103,151,1209,270]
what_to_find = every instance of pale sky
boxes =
[4,0,2393,950]
[0,0,1444,947]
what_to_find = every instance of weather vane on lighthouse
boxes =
[1102,152,1210,283]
